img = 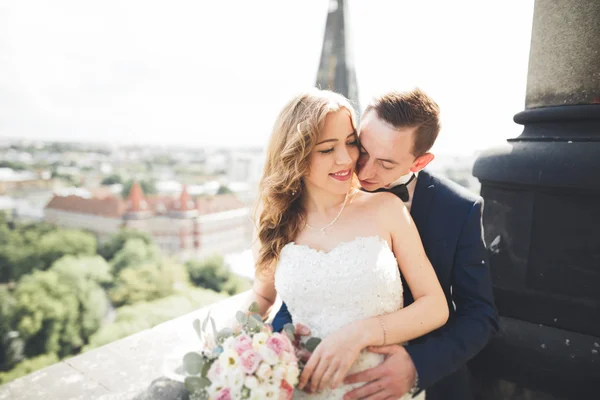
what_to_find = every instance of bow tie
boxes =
[362,174,416,202]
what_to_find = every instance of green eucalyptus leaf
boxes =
[201,359,212,377]
[193,319,202,340]
[210,316,218,338]
[184,376,210,393]
[247,315,263,333]
[249,313,263,322]
[305,337,322,353]
[248,302,259,313]
[283,323,295,341]
[183,352,204,375]
[202,311,211,333]
[236,311,248,324]
[216,327,234,344]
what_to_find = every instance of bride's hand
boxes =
[298,323,368,393]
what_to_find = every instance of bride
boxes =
[249,89,448,399]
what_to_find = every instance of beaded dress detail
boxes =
[275,236,421,399]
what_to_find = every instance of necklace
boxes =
[304,192,350,232]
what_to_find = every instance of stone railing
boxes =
[0,291,267,400]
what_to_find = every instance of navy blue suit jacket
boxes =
[271,170,499,399]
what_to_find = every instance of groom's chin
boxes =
[359,180,380,192]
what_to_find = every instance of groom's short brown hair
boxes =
[365,88,440,157]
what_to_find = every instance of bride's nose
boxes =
[335,147,353,166]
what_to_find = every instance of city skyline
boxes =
[1,1,534,155]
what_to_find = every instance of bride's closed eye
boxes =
[318,140,358,154]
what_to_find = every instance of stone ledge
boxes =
[0,291,263,400]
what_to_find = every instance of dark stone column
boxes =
[316,0,360,110]
[472,1,600,399]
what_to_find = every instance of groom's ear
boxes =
[410,153,435,173]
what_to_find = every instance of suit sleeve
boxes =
[404,197,500,390]
[271,302,293,333]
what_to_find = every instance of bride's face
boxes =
[303,109,359,196]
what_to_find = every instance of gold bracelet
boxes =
[378,316,387,346]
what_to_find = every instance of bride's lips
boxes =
[329,168,352,181]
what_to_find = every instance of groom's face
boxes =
[357,110,419,191]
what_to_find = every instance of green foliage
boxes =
[0,287,24,371]
[0,221,94,282]
[109,238,160,275]
[185,255,230,292]
[98,229,154,262]
[0,353,58,384]
[216,185,233,195]
[108,262,185,307]
[222,273,252,296]
[100,174,123,185]
[36,229,97,268]
[12,257,109,358]
[0,161,29,171]
[85,287,226,350]
[121,179,157,198]
[185,255,251,295]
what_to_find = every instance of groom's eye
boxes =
[380,161,394,170]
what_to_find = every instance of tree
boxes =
[98,229,153,262]
[36,229,97,269]
[0,287,24,371]
[185,255,231,292]
[121,179,156,198]
[12,257,109,358]
[217,185,233,195]
[108,262,182,307]
[100,174,123,186]
[109,238,160,275]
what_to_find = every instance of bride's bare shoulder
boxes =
[353,189,406,214]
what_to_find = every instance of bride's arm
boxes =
[245,236,277,320]
[359,192,449,346]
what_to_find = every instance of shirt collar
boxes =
[388,171,419,188]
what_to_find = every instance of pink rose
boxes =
[279,379,294,400]
[266,334,288,356]
[239,349,262,375]
[207,361,222,382]
[215,387,231,400]
[233,334,253,356]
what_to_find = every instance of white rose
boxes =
[223,336,235,349]
[285,363,299,386]
[248,387,266,400]
[244,375,259,390]
[264,384,280,399]
[272,364,285,382]
[259,346,279,366]
[226,369,245,393]
[256,362,273,382]
[219,348,240,370]
[252,332,269,349]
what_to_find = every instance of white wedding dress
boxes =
[275,235,425,399]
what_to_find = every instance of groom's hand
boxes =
[343,345,416,400]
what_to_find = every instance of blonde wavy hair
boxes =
[255,89,357,276]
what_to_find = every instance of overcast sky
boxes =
[0,0,534,155]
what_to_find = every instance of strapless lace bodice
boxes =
[275,236,419,399]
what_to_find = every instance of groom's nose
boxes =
[357,158,376,180]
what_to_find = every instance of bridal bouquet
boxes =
[182,303,320,400]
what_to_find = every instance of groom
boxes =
[272,89,499,400]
